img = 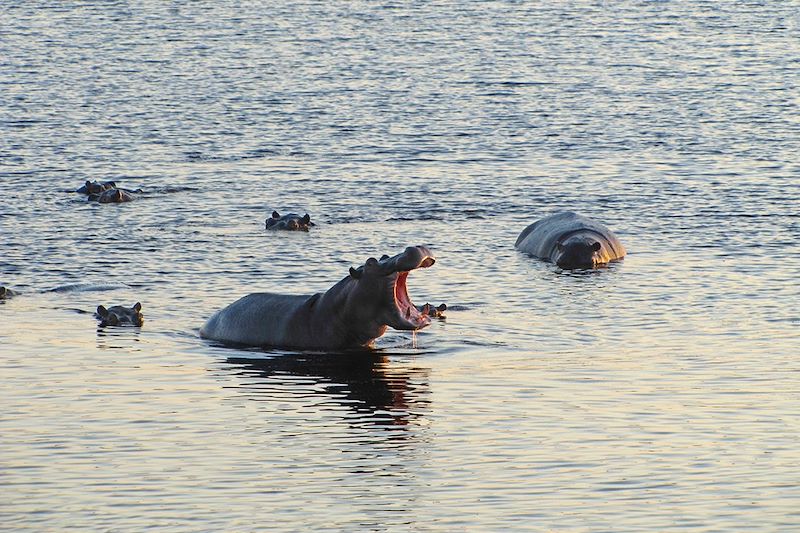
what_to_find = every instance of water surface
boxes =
[2,1,799,531]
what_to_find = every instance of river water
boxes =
[2,1,799,531]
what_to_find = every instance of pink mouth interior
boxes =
[393,272,429,328]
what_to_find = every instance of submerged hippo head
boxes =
[0,286,18,299]
[77,180,117,195]
[265,211,314,231]
[554,237,603,269]
[95,302,144,327]
[416,302,447,319]
[89,188,135,203]
[347,245,436,333]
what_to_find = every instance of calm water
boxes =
[2,1,800,530]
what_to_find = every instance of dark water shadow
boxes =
[221,350,431,432]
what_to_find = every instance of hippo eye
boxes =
[365,257,378,267]
[592,242,601,251]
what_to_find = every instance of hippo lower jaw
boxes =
[386,271,431,331]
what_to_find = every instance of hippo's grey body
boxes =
[515,212,625,269]
[201,246,436,350]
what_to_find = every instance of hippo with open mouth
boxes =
[515,211,626,269]
[200,245,436,349]
[95,302,144,327]
[265,211,314,231]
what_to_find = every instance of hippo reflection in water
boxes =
[515,211,626,269]
[265,211,314,231]
[95,302,144,327]
[201,245,436,350]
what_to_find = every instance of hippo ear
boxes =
[96,305,108,317]
[302,214,310,224]
[437,303,447,312]
[133,302,142,312]
[108,181,116,188]
[272,211,280,219]
[592,242,602,251]
[349,266,362,279]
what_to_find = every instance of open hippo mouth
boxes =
[386,247,436,330]
[392,270,429,330]
[351,245,436,331]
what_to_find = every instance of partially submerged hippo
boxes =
[200,245,436,349]
[95,302,144,326]
[76,180,117,195]
[88,188,137,203]
[0,286,18,299]
[265,211,314,231]
[515,211,626,269]
[417,303,447,318]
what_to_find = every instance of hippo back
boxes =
[515,211,625,262]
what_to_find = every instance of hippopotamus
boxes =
[76,180,117,195]
[515,211,626,269]
[200,245,436,349]
[265,211,314,231]
[0,286,18,299]
[89,188,136,203]
[95,302,143,326]
[417,303,446,318]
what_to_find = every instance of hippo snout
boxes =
[388,245,435,272]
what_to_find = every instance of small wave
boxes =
[44,282,131,293]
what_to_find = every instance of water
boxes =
[2,1,799,530]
